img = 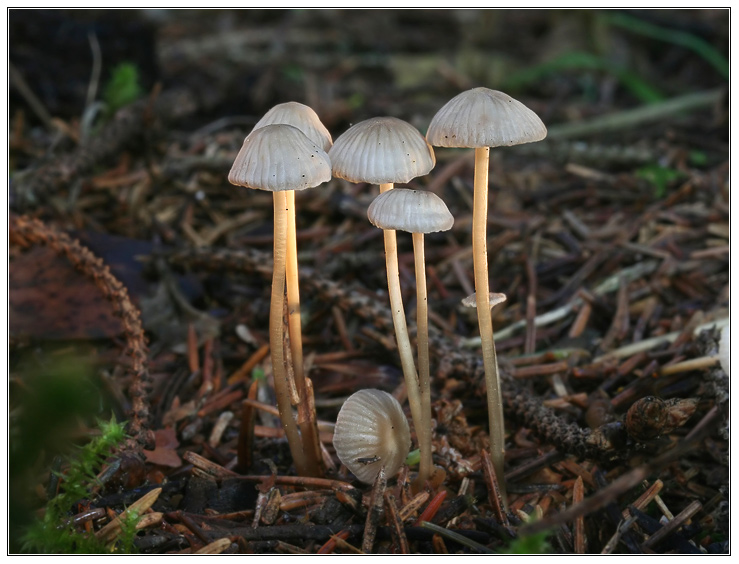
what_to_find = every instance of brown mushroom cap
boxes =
[329,117,435,185]
[367,188,454,234]
[333,389,411,484]
[228,124,331,192]
[426,87,547,148]
[252,101,333,152]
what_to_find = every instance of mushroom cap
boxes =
[367,188,454,234]
[252,101,333,152]
[719,325,730,376]
[228,124,331,192]
[426,87,547,148]
[329,117,435,185]
[461,292,508,308]
[333,388,411,484]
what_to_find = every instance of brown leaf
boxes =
[9,246,124,340]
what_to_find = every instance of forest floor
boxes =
[8,9,730,554]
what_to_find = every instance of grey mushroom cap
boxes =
[332,389,411,484]
[426,87,547,148]
[367,188,454,234]
[329,117,435,185]
[228,124,332,192]
[252,101,333,152]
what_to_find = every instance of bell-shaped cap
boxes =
[332,389,411,484]
[329,117,435,185]
[367,188,454,234]
[426,87,547,148]
[252,101,333,152]
[461,292,507,309]
[228,124,331,192]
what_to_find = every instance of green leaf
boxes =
[501,530,552,554]
[103,62,143,114]
[602,12,729,80]
[636,164,685,198]
[502,51,664,104]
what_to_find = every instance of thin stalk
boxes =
[379,182,424,490]
[271,191,309,476]
[472,147,507,506]
[412,232,432,488]
[285,190,322,476]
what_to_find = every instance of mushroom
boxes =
[248,102,333,472]
[460,292,508,309]
[329,117,435,486]
[367,188,453,487]
[426,87,547,502]
[228,123,331,476]
[333,388,411,484]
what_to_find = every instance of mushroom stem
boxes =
[271,190,310,476]
[285,190,323,475]
[379,182,424,487]
[472,147,507,506]
[285,190,306,390]
[412,231,433,488]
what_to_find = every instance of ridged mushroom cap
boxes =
[461,292,508,308]
[252,101,333,152]
[329,117,435,185]
[719,325,730,376]
[367,188,454,234]
[228,124,331,192]
[333,389,411,484]
[426,87,547,148]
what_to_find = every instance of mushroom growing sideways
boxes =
[426,87,547,503]
[249,102,333,474]
[367,188,453,487]
[329,116,435,487]
[333,388,411,484]
[228,123,331,477]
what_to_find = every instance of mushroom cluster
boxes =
[227,90,547,497]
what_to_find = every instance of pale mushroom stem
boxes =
[379,182,425,488]
[412,231,433,488]
[285,190,323,475]
[472,147,507,505]
[271,191,310,476]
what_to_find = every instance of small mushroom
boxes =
[367,188,453,487]
[333,389,411,484]
[329,117,435,488]
[247,102,333,472]
[228,123,331,477]
[426,88,546,503]
[460,292,508,309]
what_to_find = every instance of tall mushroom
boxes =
[367,188,453,487]
[228,123,331,476]
[329,117,435,488]
[426,87,547,503]
[249,102,333,473]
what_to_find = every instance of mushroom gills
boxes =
[333,388,411,484]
